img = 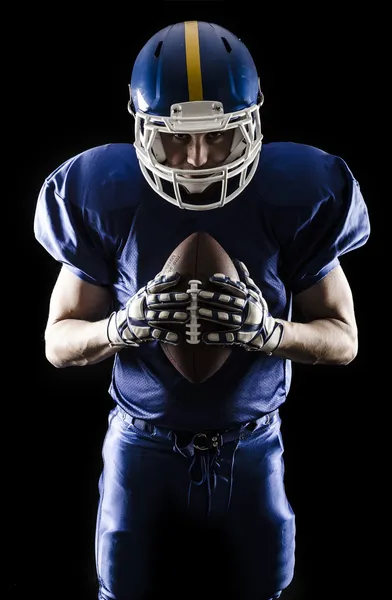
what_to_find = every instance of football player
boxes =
[34,21,370,600]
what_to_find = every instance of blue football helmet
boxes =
[128,21,264,210]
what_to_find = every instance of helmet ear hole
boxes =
[154,40,163,58]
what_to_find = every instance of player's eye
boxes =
[172,134,191,143]
[205,132,224,141]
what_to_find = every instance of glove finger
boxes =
[146,308,190,324]
[233,260,263,295]
[122,322,154,344]
[208,273,247,298]
[202,329,260,350]
[146,291,190,308]
[198,290,246,311]
[147,271,182,294]
[201,330,237,345]
[149,327,180,345]
[233,258,249,279]
[126,324,181,345]
[128,294,190,321]
[197,307,242,327]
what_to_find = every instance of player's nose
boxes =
[186,136,209,167]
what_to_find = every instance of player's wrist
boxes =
[107,310,139,348]
[262,319,285,355]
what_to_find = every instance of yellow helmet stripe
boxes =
[184,21,203,101]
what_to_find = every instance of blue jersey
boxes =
[34,141,370,430]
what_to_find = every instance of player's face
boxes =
[160,130,234,172]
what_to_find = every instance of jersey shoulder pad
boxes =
[253,141,352,209]
[44,142,143,212]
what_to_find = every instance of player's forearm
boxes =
[44,318,120,368]
[272,318,358,365]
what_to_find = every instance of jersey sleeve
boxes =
[34,157,114,286]
[282,154,370,295]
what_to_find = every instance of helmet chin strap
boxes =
[152,128,247,194]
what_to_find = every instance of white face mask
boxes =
[130,98,264,211]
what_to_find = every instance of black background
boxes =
[10,2,384,599]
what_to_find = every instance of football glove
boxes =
[197,260,284,353]
[107,271,190,347]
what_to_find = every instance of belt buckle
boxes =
[193,432,219,451]
[194,433,208,451]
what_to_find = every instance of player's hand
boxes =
[107,271,191,347]
[197,260,284,353]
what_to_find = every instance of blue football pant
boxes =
[95,406,295,599]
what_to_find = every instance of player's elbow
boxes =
[337,325,358,365]
[45,344,69,368]
[44,327,75,368]
[338,343,357,365]
[319,321,358,366]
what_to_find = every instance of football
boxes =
[160,231,239,384]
